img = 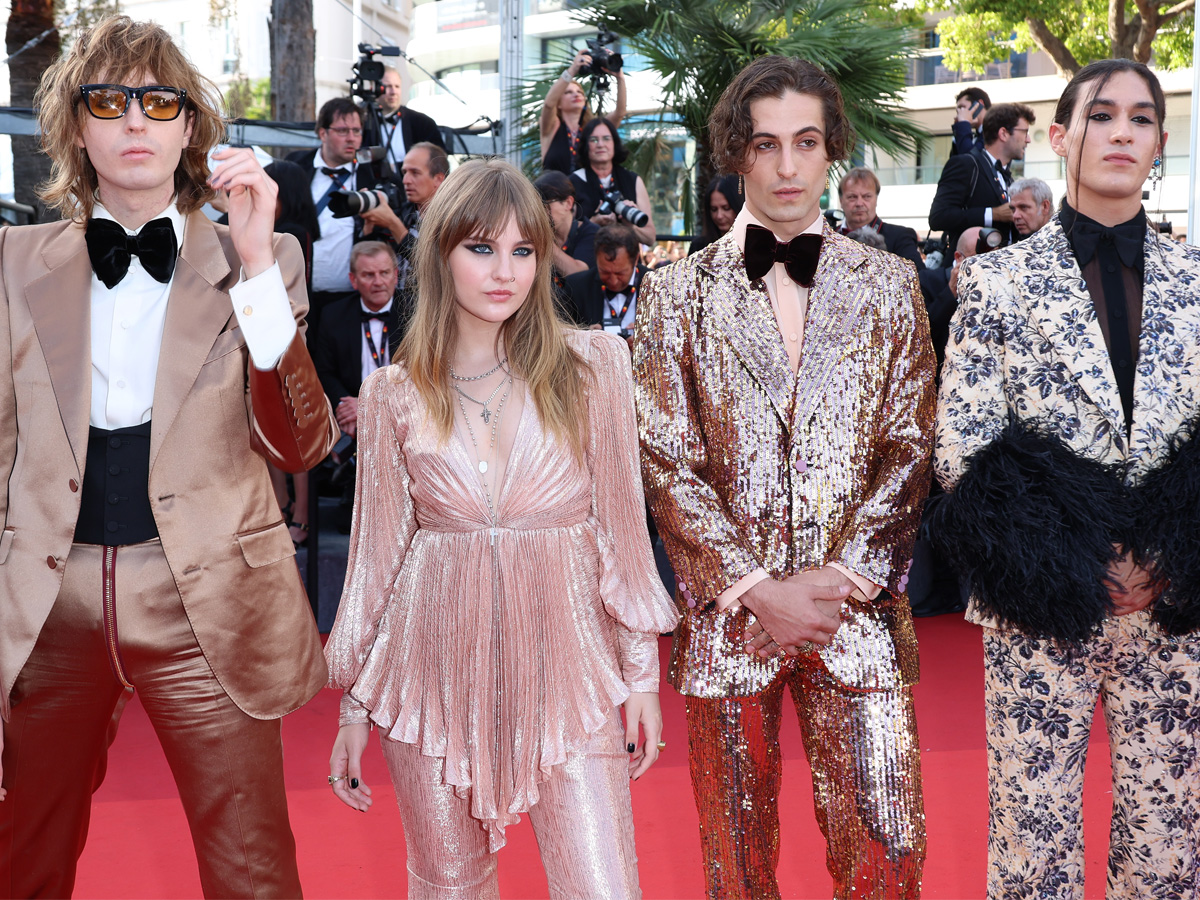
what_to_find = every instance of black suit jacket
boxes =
[928,148,1016,263]
[314,293,404,407]
[396,106,444,150]
[878,222,923,269]
[562,264,648,328]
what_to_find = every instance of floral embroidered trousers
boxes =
[983,611,1200,900]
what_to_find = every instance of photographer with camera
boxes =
[540,38,627,176]
[570,117,656,246]
[288,97,409,334]
[562,224,645,342]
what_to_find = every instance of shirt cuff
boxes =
[230,262,299,370]
[715,568,771,611]
[983,207,993,227]
[826,562,882,602]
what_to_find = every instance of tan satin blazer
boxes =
[634,225,936,698]
[0,212,338,719]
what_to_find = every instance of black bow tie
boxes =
[994,159,1012,182]
[85,217,178,290]
[603,286,632,301]
[744,224,823,287]
[385,113,400,125]
[361,309,390,322]
[1072,216,1146,272]
[321,166,351,182]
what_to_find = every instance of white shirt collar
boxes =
[93,198,185,248]
[317,150,353,173]
[360,299,394,314]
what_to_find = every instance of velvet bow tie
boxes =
[743,224,823,287]
[361,310,390,322]
[1071,216,1145,272]
[85,217,178,290]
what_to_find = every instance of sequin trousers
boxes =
[381,715,642,900]
[686,651,926,900]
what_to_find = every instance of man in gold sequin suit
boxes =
[633,56,935,900]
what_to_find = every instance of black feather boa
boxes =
[1133,415,1200,635]
[928,420,1133,643]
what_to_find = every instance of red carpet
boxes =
[73,616,1115,899]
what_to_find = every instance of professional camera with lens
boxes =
[597,187,648,228]
[328,179,405,219]
[581,30,623,77]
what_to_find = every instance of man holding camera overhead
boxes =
[288,97,409,335]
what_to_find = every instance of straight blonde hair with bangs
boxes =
[36,16,226,222]
[397,158,590,458]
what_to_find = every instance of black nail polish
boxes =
[349,777,359,789]
[627,742,636,753]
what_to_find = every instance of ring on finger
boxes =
[328,774,347,785]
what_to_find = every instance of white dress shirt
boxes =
[381,114,406,175]
[309,151,356,293]
[89,201,297,429]
[360,299,394,381]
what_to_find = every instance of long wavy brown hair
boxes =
[397,158,589,458]
[36,16,226,221]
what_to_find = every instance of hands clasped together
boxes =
[741,567,854,659]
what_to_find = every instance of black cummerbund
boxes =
[74,422,159,546]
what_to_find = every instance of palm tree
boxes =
[522,0,926,233]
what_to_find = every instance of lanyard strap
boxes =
[315,169,351,215]
[605,285,636,323]
[363,320,389,370]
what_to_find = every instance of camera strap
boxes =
[315,168,352,216]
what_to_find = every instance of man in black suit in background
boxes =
[928,102,1035,266]
[562,224,646,337]
[314,241,403,437]
[313,241,402,531]
[836,167,923,269]
[376,66,445,179]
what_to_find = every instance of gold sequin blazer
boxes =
[634,226,936,698]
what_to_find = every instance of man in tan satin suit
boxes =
[0,18,336,898]
[634,56,935,899]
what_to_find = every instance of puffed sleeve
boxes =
[583,332,678,689]
[324,368,417,724]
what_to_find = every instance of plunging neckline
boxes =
[450,382,532,521]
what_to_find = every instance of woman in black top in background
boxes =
[570,117,655,246]
[687,174,743,255]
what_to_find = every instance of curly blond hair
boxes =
[35,16,226,221]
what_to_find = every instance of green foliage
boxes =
[226,77,271,120]
[514,0,927,234]
[920,0,1196,74]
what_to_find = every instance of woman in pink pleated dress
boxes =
[324,158,678,899]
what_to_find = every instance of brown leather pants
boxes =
[0,540,302,899]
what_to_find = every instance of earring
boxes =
[738,174,744,196]
[1150,155,1163,188]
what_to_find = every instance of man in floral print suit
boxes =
[934,59,1200,899]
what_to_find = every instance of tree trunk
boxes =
[6,0,60,222]
[269,0,315,124]
[1025,16,1081,78]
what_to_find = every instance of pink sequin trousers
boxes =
[684,654,926,900]
[380,715,642,900]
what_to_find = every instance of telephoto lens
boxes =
[328,189,384,218]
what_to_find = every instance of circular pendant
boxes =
[478,460,488,474]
